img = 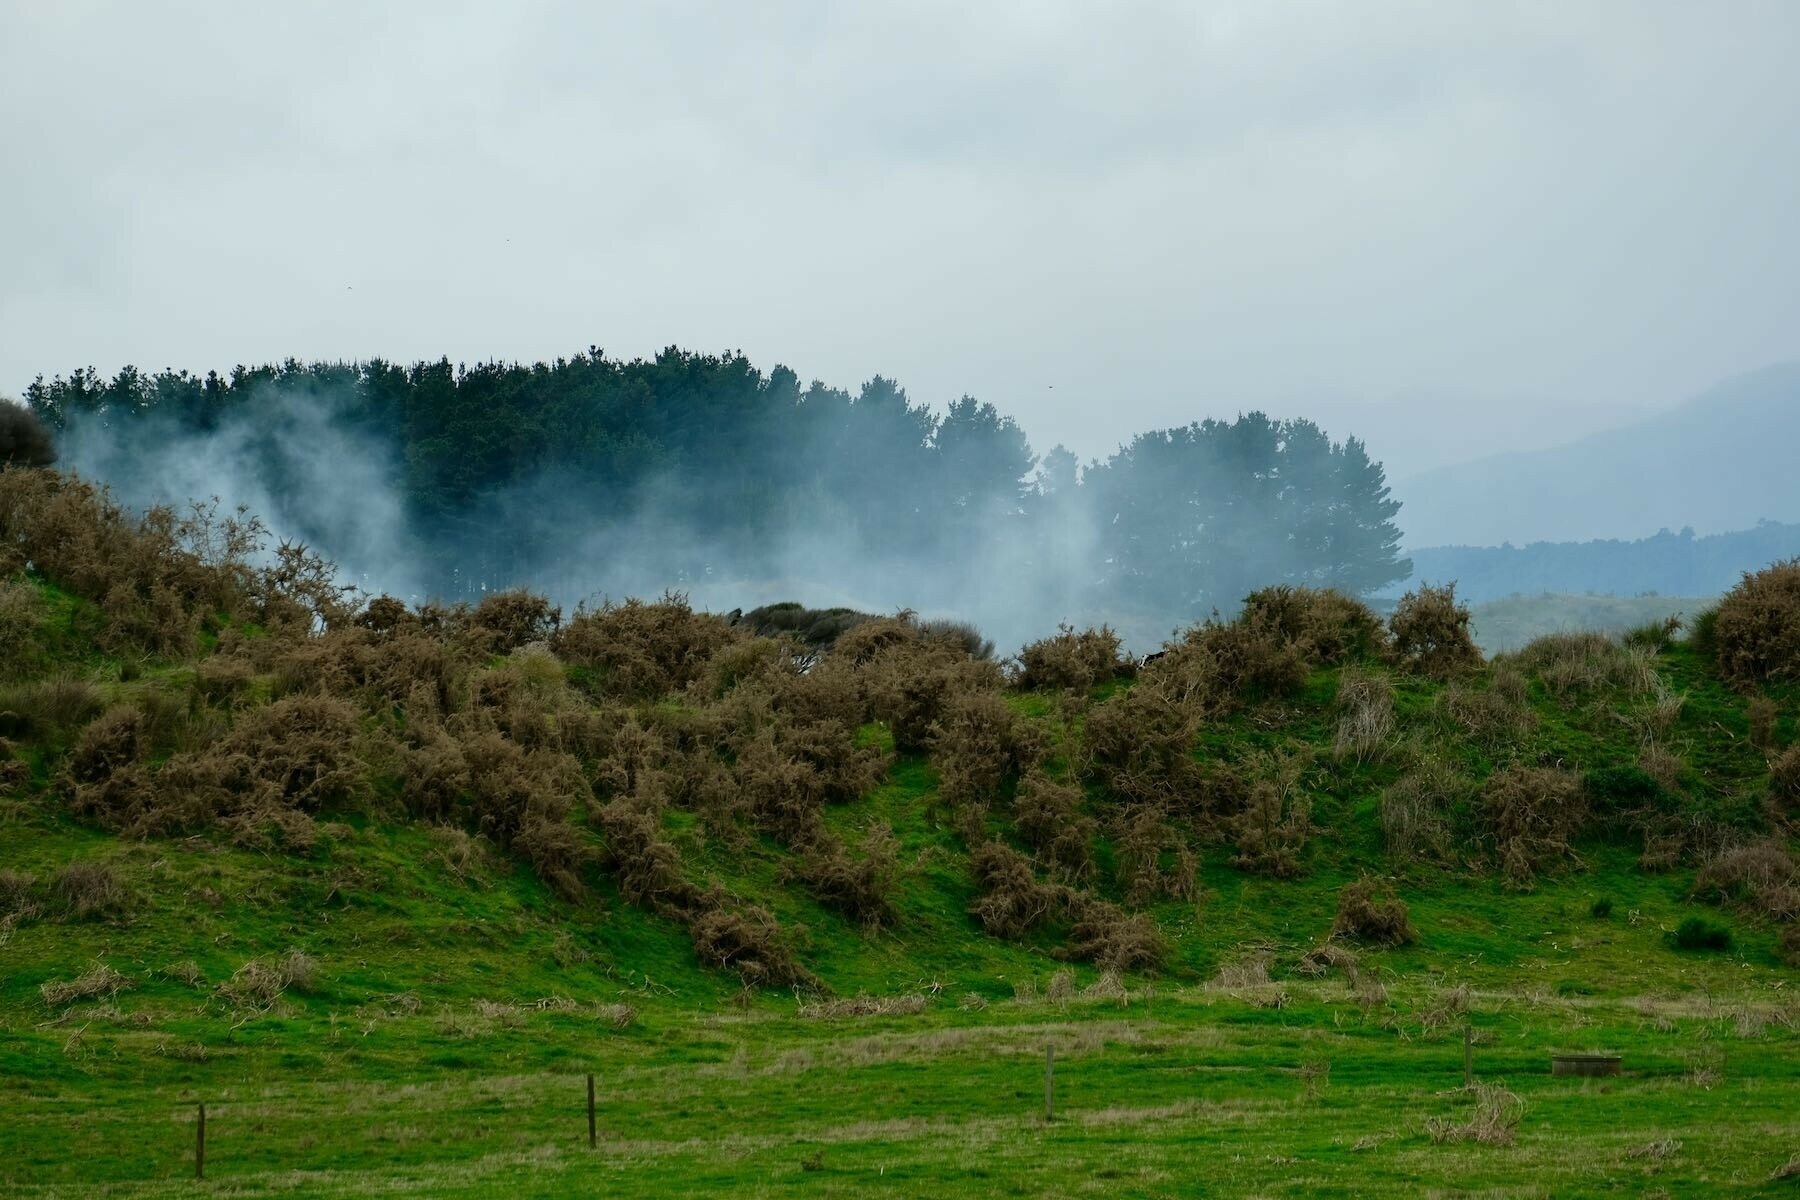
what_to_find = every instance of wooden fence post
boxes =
[195,1102,206,1180]
[587,1073,597,1149]
[1044,1044,1055,1123]
[1463,1025,1473,1088]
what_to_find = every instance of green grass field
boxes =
[2,556,1797,1196]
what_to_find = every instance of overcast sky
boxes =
[3,1,1797,478]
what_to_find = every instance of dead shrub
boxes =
[1712,560,1800,687]
[1692,842,1799,922]
[1426,1083,1524,1146]
[1012,769,1096,881]
[51,860,125,919]
[785,825,901,929]
[64,705,148,787]
[929,688,1046,812]
[1065,897,1167,972]
[968,841,1065,938]
[463,589,560,655]
[1110,806,1198,905]
[1333,668,1395,762]
[39,961,131,1007]
[1439,667,1536,748]
[1480,766,1586,886]
[1081,681,1205,808]
[1379,757,1469,865]
[689,902,814,989]
[553,595,743,699]
[457,728,591,899]
[1145,617,1309,715]
[596,796,697,913]
[1507,632,1658,700]
[1239,585,1389,666]
[1389,583,1482,679]
[863,638,1005,754]
[90,694,367,837]
[1016,624,1125,692]
[1332,878,1417,946]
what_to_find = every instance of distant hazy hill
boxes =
[1393,519,1800,605]
[1394,363,1800,548]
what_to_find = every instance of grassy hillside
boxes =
[1,468,1797,1196]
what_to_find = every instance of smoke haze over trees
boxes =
[25,349,1410,649]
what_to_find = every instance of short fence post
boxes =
[195,1102,206,1180]
[1463,1025,1473,1087]
[1044,1043,1055,1123]
[587,1073,597,1149]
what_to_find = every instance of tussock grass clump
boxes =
[1483,766,1584,888]
[1294,942,1359,980]
[1331,879,1417,946]
[1508,632,1659,699]
[1770,744,1800,820]
[1239,585,1389,666]
[0,674,103,741]
[220,950,319,1009]
[1747,696,1779,752]
[1427,1083,1524,1146]
[1670,916,1732,952]
[1438,667,1535,748]
[1380,757,1468,864]
[1015,623,1125,692]
[1229,750,1314,878]
[1692,842,1799,922]
[51,860,125,919]
[1712,560,1800,686]
[40,962,131,1007]
[1389,583,1482,679]
[797,993,929,1020]
[1333,668,1394,762]
[1481,766,1586,886]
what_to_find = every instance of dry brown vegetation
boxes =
[1481,766,1587,886]
[1712,559,1800,687]
[1331,879,1417,946]
[1015,624,1125,692]
[1388,582,1482,679]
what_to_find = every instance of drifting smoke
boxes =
[35,355,1409,655]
